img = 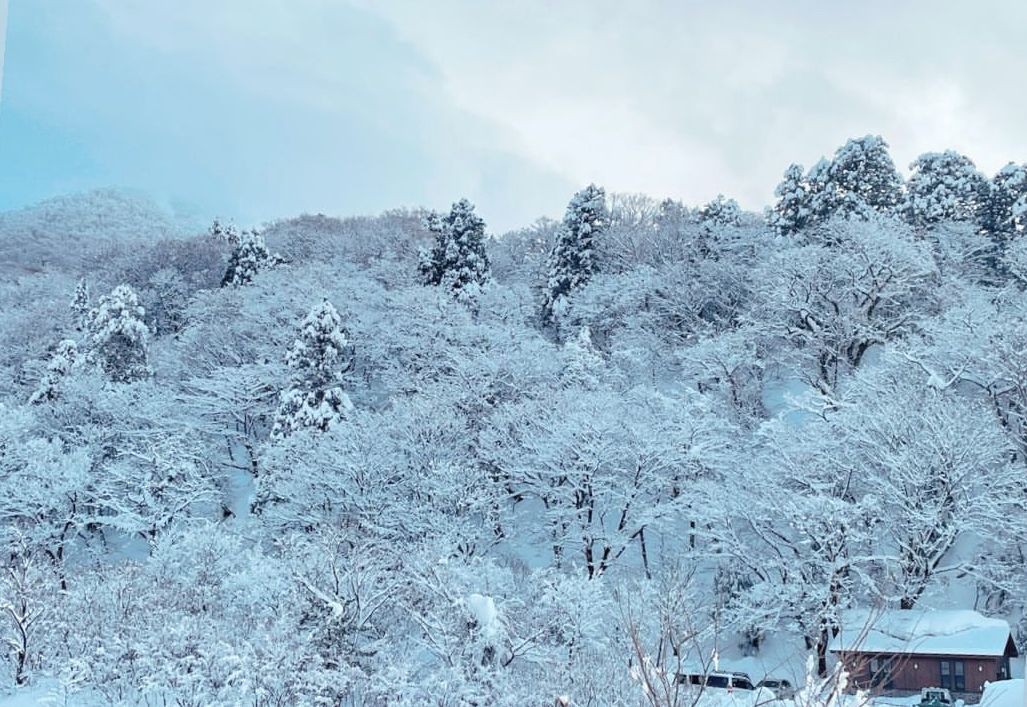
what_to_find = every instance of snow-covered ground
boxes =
[978,679,1024,707]
[0,680,100,707]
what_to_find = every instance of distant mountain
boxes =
[0,189,205,273]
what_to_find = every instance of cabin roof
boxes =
[828,609,1018,658]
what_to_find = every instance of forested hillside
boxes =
[2,136,1026,706]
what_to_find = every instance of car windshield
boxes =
[706,676,730,689]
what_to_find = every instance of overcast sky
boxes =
[1,1,1025,233]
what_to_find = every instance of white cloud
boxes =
[2,0,575,231]
[355,0,1027,207]
[4,0,1027,230]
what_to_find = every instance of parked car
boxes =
[676,670,756,691]
[676,671,777,706]
[757,678,794,699]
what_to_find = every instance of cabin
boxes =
[828,609,1019,703]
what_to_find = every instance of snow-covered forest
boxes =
[2,136,1027,706]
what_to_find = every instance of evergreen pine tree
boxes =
[826,135,904,217]
[541,184,608,326]
[271,299,355,440]
[222,229,275,287]
[699,194,742,227]
[804,157,835,224]
[976,163,1027,277]
[903,151,988,227]
[695,194,743,260]
[979,163,1027,238]
[209,217,241,247]
[419,198,491,296]
[70,278,90,332]
[87,285,150,383]
[1012,193,1027,233]
[29,340,80,404]
[779,137,904,231]
[768,163,810,235]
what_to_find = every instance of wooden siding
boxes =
[836,652,1008,695]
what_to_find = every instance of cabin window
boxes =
[940,660,965,691]
[999,657,1010,680]
[869,657,895,690]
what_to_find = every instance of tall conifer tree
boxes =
[541,184,608,326]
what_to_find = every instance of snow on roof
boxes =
[829,609,1015,657]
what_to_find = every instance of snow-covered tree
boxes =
[28,339,80,404]
[87,284,150,383]
[803,157,835,225]
[653,197,697,242]
[139,267,191,337]
[1014,195,1027,234]
[284,299,354,390]
[48,376,221,540]
[768,163,811,235]
[70,278,89,332]
[828,356,1023,609]
[62,524,340,706]
[1005,234,1027,286]
[0,539,63,686]
[676,325,768,428]
[707,416,879,676]
[541,184,609,327]
[490,217,560,285]
[754,216,935,396]
[922,220,997,285]
[483,386,733,579]
[0,404,91,684]
[906,286,1027,463]
[826,135,904,218]
[271,299,355,440]
[981,163,1027,232]
[776,137,904,232]
[0,403,91,566]
[977,163,1027,272]
[695,194,745,260]
[271,387,353,441]
[598,193,673,272]
[699,194,743,228]
[903,150,988,227]
[221,228,276,287]
[209,217,241,247]
[419,198,491,297]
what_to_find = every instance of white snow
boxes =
[979,678,1023,707]
[466,592,499,639]
[830,609,1014,657]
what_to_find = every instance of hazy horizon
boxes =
[1,1,1025,233]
